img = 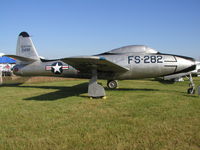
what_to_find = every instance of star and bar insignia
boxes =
[45,62,69,74]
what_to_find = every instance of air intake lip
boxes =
[19,32,29,37]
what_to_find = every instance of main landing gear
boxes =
[88,70,106,99]
[107,80,118,89]
[187,73,195,94]
[87,71,119,99]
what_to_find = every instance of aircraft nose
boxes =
[176,56,196,73]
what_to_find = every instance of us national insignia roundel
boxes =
[51,62,63,74]
[45,62,69,74]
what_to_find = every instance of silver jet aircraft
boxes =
[5,32,198,98]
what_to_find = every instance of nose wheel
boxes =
[187,74,195,94]
[107,80,118,89]
[187,88,195,94]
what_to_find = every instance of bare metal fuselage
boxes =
[6,32,198,97]
[13,52,196,80]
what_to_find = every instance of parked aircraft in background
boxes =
[5,32,199,98]
[158,61,200,82]
[192,62,200,76]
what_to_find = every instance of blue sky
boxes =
[0,0,200,59]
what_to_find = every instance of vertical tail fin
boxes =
[16,32,40,60]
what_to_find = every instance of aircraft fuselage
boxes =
[13,53,196,80]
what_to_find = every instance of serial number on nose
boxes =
[128,55,163,64]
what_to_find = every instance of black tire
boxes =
[187,88,195,94]
[107,80,118,89]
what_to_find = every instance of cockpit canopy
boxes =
[107,45,158,54]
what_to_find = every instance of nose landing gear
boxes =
[187,74,195,94]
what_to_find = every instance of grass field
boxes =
[0,77,200,150]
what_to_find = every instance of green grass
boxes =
[0,78,200,150]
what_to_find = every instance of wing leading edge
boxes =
[61,56,129,73]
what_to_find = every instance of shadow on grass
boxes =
[27,83,88,101]
[6,83,88,101]
[106,88,159,91]
[25,86,158,100]
[3,83,160,101]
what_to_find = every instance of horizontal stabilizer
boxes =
[4,55,37,62]
[61,56,129,73]
[40,58,59,62]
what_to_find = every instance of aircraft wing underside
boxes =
[61,56,129,73]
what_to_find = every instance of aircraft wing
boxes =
[61,56,129,73]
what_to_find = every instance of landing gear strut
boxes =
[107,80,118,89]
[187,73,195,94]
[88,70,106,98]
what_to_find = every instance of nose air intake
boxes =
[175,56,196,74]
